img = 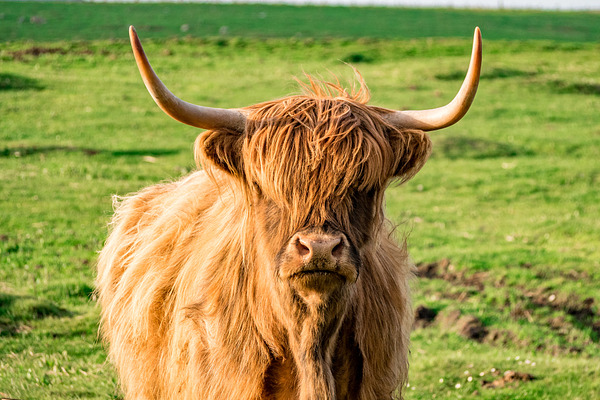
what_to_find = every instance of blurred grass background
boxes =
[2,2,600,42]
[1,2,599,399]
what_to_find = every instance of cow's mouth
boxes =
[290,269,346,281]
[288,270,347,295]
[286,264,358,295]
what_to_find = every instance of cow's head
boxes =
[128,27,481,304]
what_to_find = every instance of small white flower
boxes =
[455,383,461,389]
[491,368,496,373]
[439,378,444,383]
[479,372,485,376]
[467,376,473,382]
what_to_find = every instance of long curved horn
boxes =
[385,27,482,131]
[129,26,246,132]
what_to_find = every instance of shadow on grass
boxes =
[436,67,537,81]
[341,52,376,63]
[0,73,44,91]
[548,80,600,96]
[433,136,535,159]
[0,146,181,158]
[0,292,72,337]
[41,281,95,303]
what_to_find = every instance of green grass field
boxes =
[1,2,599,399]
[2,1,600,42]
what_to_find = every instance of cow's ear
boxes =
[389,129,432,182]
[195,129,245,177]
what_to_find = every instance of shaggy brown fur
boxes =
[97,75,431,399]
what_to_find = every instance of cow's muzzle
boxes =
[279,231,359,288]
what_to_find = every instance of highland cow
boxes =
[96,26,482,400]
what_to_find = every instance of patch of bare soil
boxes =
[482,370,535,389]
[416,258,487,291]
[413,305,437,329]
[560,269,590,281]
[524,289,599,339]
[416,259,599,353]
[456,315,489,342]
[434,309,489,342]
[7,46,95,61]
[0,322,32,336]
[433,309,534,349]
[9,46,66,60]
[435,309,461,330]
[526,290,595,319]
[484,329,520,347]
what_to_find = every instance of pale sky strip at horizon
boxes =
[86,0,600,11]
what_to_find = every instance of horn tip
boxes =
[129,26,140,44]
[129,26,141,49]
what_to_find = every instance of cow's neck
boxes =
[281,284,354,400]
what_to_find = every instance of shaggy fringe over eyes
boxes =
[245,74,429,225]
[197,73,432,233]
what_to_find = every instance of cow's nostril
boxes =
[331,240,344,259]
[295,238,311,257]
